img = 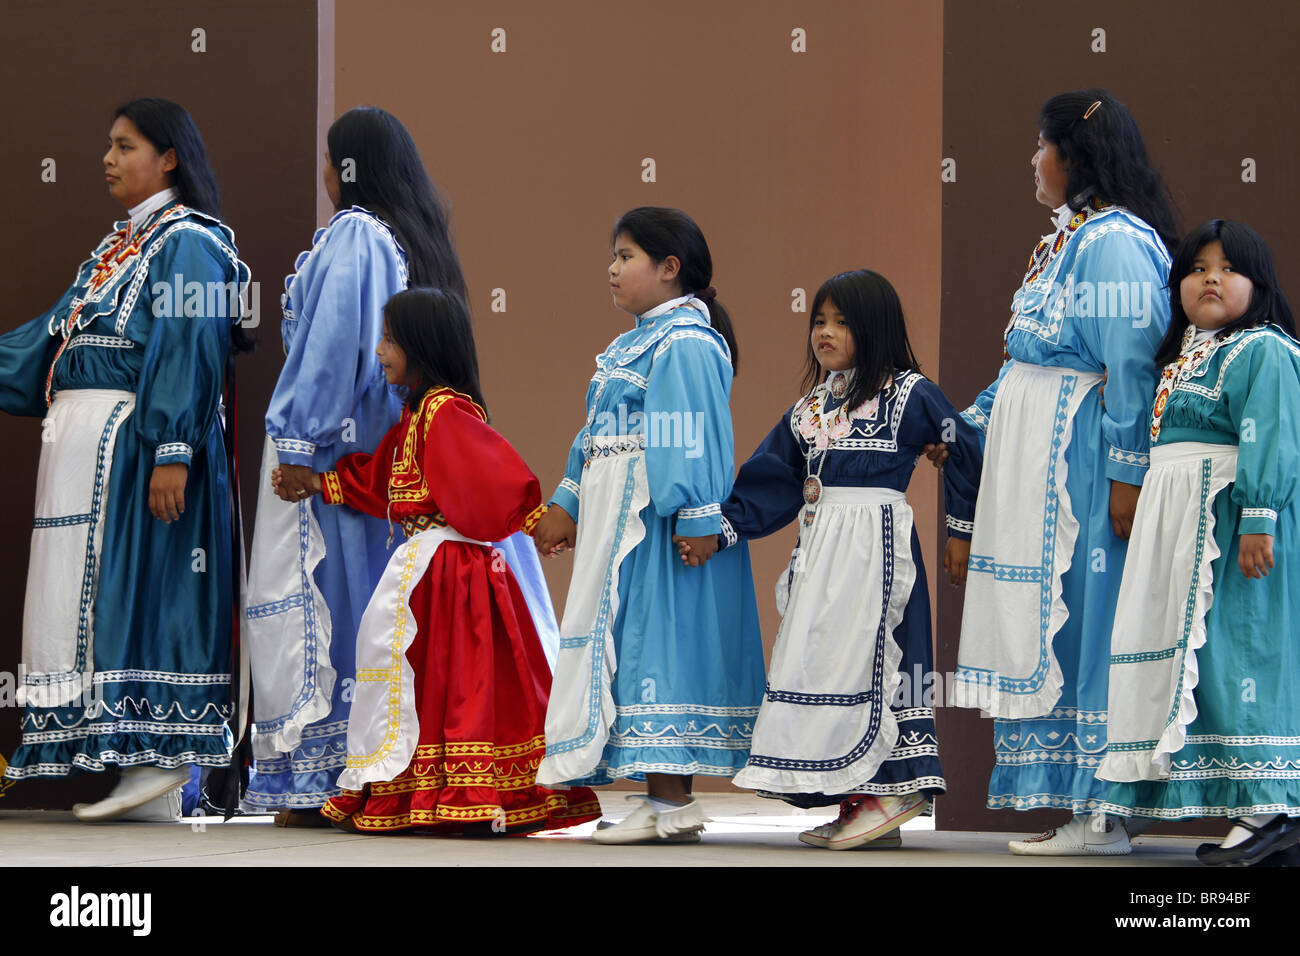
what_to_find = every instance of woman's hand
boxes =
[1109,480,1141,540]
[944,537,971,586]
[674,534,719,568]
[534,507,577,557]
[150,462,189,522]
[922,443,949,468]
[277,463,315,502]
[1239,533,1274,579]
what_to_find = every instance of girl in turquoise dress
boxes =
[1099,220,1300,867]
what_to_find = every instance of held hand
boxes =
[674,534,718,567]
[534,507,577,557]
[944,537,971,586]
[149,462,189,522]
[1239,533,1274,579]
[277,463,315,502]
[922,443,949,469]
[1098,369,1109,411]
[1109,480,1141,540]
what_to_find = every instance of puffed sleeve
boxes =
[419,397,544,541]
[321,422,402,518]
[1070,229,1170,485]
[134,231,233,465]
[643,326,735,537]
[719,409,804,548]
[265,214,405,467]
[908,379,983,541]
[1225,333,1300,536]
[0,310,66,418]
[961,358,1014,450]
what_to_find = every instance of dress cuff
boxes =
[946,514,975,542]
[521,503,547,537]
[550,481,580,522]
[719,515,739,549]
[320,471,344,505]
[960,405,989,434]
[273,435,317,468]
[1239,507,1277,536]
[154,442,193,465]
[675,503,721,537]
[1104,444,1150,485]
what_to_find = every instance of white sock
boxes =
[1221,813,1279,848]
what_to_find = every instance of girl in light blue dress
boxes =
[534,206,764,844]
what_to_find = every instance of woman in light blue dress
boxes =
[245,107,558,823]
[946,89,1179,855]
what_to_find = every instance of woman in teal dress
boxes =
[1099,220,1300,866]
[0,98,250,821]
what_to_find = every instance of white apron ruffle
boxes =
[1098,442,1237,782]
[337,522,486,790]
[733,487,916,795]
[19,389,135,708]
[954,362,1103,718]
[536,438,650,786]
[245,436,336,758]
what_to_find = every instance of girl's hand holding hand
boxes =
[534,507,577,557]
[922,443,949,468]
[944,537,970,586]
[1110,480,1141,540]
[1239,533,1274,579]
[150,462,189,522]
[674,534,718,567]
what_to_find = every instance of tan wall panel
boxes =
[333,4,945,797]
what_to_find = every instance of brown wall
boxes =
[937,0,1300,833]
[0,0,322,807]
[331,0,945,791]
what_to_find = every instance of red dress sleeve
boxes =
[320,418,402,519]
[423,395,545,541]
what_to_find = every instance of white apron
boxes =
[19,389,135,708]
[954,362,1103,718]
[733,487,916,795]
[1098,442,1237,782]
[337,522,486,790]
[535,437,650,786]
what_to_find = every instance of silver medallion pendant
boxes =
[830,374,847,399]
[802,475,823,506]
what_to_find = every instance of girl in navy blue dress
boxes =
[685,269,982,849]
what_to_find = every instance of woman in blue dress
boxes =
[533,207,765,844]
[244,107,559,825]
[946,89,1179,854]
[0,98,251,822]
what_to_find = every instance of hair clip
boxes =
[1083,100,1102,120]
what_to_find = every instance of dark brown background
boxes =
[0,1,1295,833]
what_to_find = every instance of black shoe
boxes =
[1196,816,1300,867]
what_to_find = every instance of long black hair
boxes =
[613,206,739,373]
[1039,89,1178,253]
[384,287,486,414]
[114,98,221,217]
[115,98,255,353]
[801,270,922,414]
[1153,219,1296,366]
[327,107,468,301]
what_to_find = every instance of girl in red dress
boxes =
[274,288,600,833]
